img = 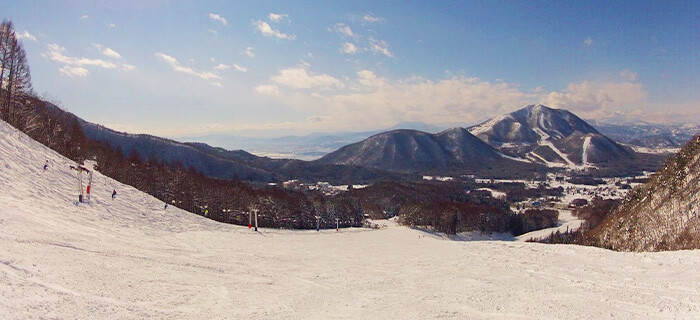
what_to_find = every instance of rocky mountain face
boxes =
[468,104,634,167]
[590,134,700,251]
[315,128,507,173]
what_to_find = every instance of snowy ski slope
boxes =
[1,120,700,319]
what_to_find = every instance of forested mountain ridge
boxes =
[589,134,700,251]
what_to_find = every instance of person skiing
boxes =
[164,203,168,210]
[112,189,117,199]
[43,160,48,171]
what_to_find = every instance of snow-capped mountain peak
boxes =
[469,104,631,168]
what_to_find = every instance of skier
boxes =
[43,160,48,171]
[164,203,168,210]
[112,189,117,199]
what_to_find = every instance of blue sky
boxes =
[2,0,699,138]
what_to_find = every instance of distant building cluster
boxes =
[282,179,366,195]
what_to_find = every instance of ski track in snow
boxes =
[582,136,592,165]
[531,127,589,170]
[527,151,566,168]
[1,120,700,319]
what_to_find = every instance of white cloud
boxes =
[16,30,36,41]
[626,101,700,124]
[540,80,648,118]
[332,23,354,37]
[102,47,121,59]
[245,47,255,58]
[46,43,117,69]
[208,29,218,34]
[59,65,89,77]
[253,20,296,40]
[255,84,280,96]
[363,14,381,22]
[214,63,247,72]
[323,74,526,127]
[268,13,289,23]
[270,66,344,89]
[248,64,545,132]
[209,13,227,26]
[81,15,88,20]
[369,38,393,57]
[584,36,594,46]
[121,64,136,72]
[356,70,387,87]
[94,44,121,59]
[214,63,230,70]
[257,70,529,130]
[155,52,222,85]
[46,43,135,77]
[340,42,358,54]
[620,69,638,82]
[106,23,116,28]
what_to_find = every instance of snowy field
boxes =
[1,121,700,319]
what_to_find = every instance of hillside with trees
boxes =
[588,134,700,251]
[537,135,700,251]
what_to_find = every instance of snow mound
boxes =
[1,119,700,319]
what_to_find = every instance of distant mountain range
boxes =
[80,121,405,184]
[317,104,643,173]
[588,120,698,152]
[180,114,695,161]
[180,121,446,160]
[81,104,672,183]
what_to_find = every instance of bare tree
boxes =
[0,19,33,123]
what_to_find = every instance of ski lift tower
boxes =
[70,164,93,203]
[253,208,259,231]
[248,207,259,231]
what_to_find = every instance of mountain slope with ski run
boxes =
[1,119,699,319]
[469,104,634,168]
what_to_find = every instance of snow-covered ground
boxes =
[2,120,700,319]
[516,209,583,241]
[626,145,681,155]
